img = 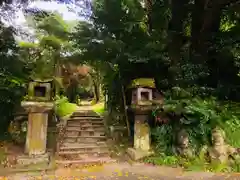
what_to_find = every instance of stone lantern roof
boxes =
[30,78,54,83]
[127,78,155,89]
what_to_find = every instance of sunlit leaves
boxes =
[40,35,63,49]
[36,13,70,39]
[18,41,37,48]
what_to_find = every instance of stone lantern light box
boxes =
[27,79,53,101]
[129,78,163,106]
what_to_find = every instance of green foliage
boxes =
[153,87,240,152]
[20,12,75,80]
[144,151,232,172]
[149,87,240,172]
[144,154,179,167]
[231,159,240,172]
[92,103,105,115]
[72,0,240,108]
[54,96,77,117]
[0,22,28,134]
[72,0,168,113]
[223,117,240,147]
[128,78,155,89]
[0,147,6,166]
[152,125,174,155]
[8,121,27,145]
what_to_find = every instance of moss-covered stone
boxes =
[128,78,155,89]
[27,81,52,101]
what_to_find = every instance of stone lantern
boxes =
[126,78,163,160]
[27,79,54,101]
[17,79,54,165]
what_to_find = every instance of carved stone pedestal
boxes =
[17,153,49,166]
[127,111,153,160]
[18,101,53,165]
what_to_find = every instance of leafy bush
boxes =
[144,154,180,167]
[152,87,240,153]
[152,125,174,155]
[92,102,105,115]
[54,96,77,117]
[148,87,240,172]
[0,23,28,135]
[8,121,27,145]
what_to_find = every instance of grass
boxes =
[92,102,105,115]
[0,147,6,167]
[143,153,238,173]
[55,102,77,117]
[143,154,180,168]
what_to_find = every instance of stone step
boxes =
[66,129,104,132]
[67,121,104,126]
[65,128,105,133]
[65,130,105,137]
[64,135,106,139]
[67,124,104,128]
[56,157,115,166]
[66,126,105,131]
[63,136,106,144]
[71,111,100,117]
[64,138,107,143]
[64,136,106,143]
[57,154,110,162]
[59,147,109,155]
[68,117,103,121]
[62,142,107,147]
[67,117,104,122]
[58,150,109,156]
[60,144,108,151]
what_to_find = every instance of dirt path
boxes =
[3,162,239,180]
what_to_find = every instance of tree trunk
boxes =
[168,0,190,85]
[191,0,222,61]
[119,72,131,137]
[54,50,62,96]
[92,79,100,104]
[190,0,222,85]
[144,0,153,32]
[168,0,189,63]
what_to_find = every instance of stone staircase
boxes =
[56,110,114,166]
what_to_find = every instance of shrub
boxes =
[148,87,240,172]
[144,154,180,167]
[152,87,240,153]
[8,121,27,145]
[92,102,105,115]
[54,96,77,117]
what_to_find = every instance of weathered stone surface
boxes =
[22,101,53,156]
[209,127,228,163]
[127,148,153,161]
[17,153,49,166]
[21,101,53,113]
[134,114,151,151]
[57,109,110,166]
[175,129,192,157]
[25,112,48,155]
[109,126,128,142]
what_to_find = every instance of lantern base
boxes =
[17,153,49,166]
[127,148,154,161]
